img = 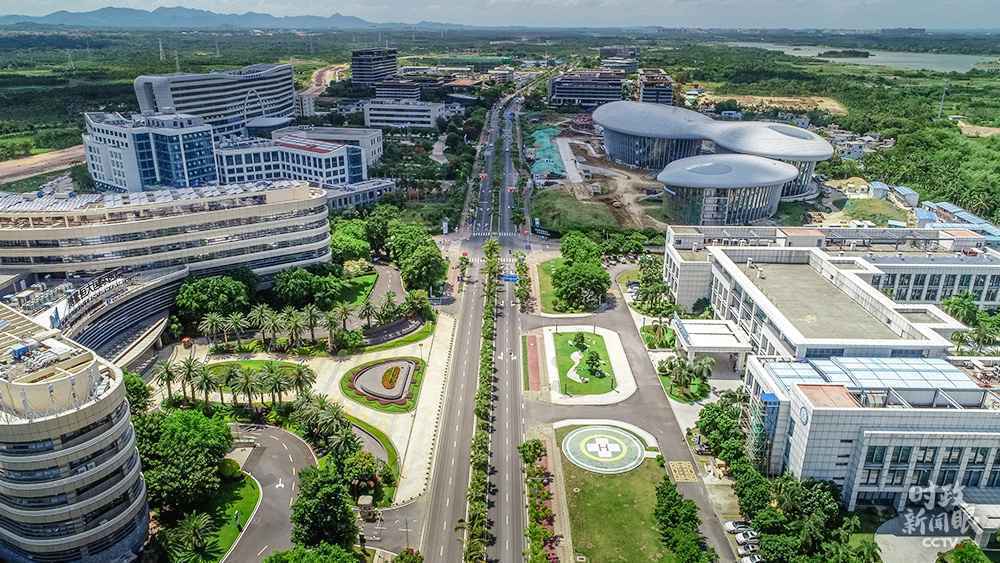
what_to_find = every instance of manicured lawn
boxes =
[165,472,261,563]
[553,332,616,395]
[641,325,675,349]
[357,321,435,354]
[656,372,710,404]
[558,429,675,562]
[332,414,400,506]
[616,268,640,288]
[537,257,562,314]
[521,335,530,391]
[341,273,378,308]
[339,357,426,413]
[206,359,301,378]
[843,198,906,225]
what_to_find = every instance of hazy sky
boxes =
[3,0,1000,29]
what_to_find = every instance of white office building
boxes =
[364,99,445,129]
[374,80,421,100]
[215,136,366,187]
[549,70,625,107]
[638,69,675,105]
[294,93,317,117]
[0,305,148,563]
[271,126,384,166]
[133,63,296,139]
[743,353,1000,549]
[351,48,399,86]
[324,178,399,211]
[83,112,217,193]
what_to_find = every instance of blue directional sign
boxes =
[500,273,520,283]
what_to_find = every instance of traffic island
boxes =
[542,325,636,405]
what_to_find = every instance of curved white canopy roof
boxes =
[593,101,834,161]
[656,154,799,189]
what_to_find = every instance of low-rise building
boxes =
[549,70,625,107]
[215,136,366,187]
[295,92,317,117]
[324,178,399,211]
[601,57,638,73]
[638,68,675,105]
[364,99,445,129]
[374,80,422,100]
[83,112,217,193]
[599,45,639,59]
[271,126,383,165]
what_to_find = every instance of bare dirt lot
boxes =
[566,140,667,230]
[958,120,1000,138]
[700,94,847,115]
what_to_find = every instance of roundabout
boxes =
[561,425,645,474]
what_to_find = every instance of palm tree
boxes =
[289,363,316,396]
[167,511,217,563]
[692,356,715,383]
[233,367,258,410]
[225,312,248,348]
[301,304,321,343]
[154,360,177,401]
[261,310,283,351]
[284,310,305,348]
[358,300,377,329]
[942,291,979,326]
[192,364,216,408]
[671,358,692,390]
[854,539,882,563]
[247,304,272,340]
[197,312,224,345]
[952,331,969,355]
[334,302,354,331]
[179,357,202,402]
[215,366,238,405]
[319,311,339,353]
[261,362,290,405]
[379,291,398,324]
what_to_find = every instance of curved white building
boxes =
[592,101,833,197]
[657,154,799,225]
[0,304,147,563]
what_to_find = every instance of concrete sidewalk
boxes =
[541,325,637,405]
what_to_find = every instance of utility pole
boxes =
[936,82,949,120]
[159,38,165,62]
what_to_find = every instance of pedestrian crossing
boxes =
[469,256,518,265]
[471,230,519,238]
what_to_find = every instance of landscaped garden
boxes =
[556,426,675,562]
[553,331,616,395]
[340,357,427,413]
[641,323,676,349]
[655,356,712,404]
[188,469,261,563]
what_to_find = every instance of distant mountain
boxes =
[0,6,433,30]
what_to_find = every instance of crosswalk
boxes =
[469,256,518,265]
[471,230,519,238]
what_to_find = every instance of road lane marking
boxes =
[288,454,293,463]
[282,443,288,450]
[257,546,269,557]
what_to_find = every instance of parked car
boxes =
[740,555,763,563]
[738,543,760,556]
[735,530,760,545]
[724,520,751,534]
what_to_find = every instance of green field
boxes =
[553,332,616,395]
[537,258,562,314]
[206,359,300,378]
[339,357,427,413]
[557,427,675,563]
[843,198,907,225]
[341,273,378,308]
[532,188,619,233]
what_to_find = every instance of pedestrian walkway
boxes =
[526,334,542,392]
[470,230,520,238]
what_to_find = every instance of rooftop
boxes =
[798,384,860,408]
[657,154,799,189]
[737,262,902,340]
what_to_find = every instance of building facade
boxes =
[271,126,384,165]
[601,58,638,73]
[638,69,675,105]
[374,80,421,100]
[599,45,639,59]
[215,136,366,187]
[549,70,625,107]
[324,179,399,211]
[83,112,217,193]
[351,48,399,86]
[133,63,296,139]
[0,304,148,563]
[364,99,445,129]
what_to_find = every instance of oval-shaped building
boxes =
[592,101,833,199]
[657,154,799,225]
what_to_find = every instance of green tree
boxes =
[571,332,587,351]
[166,511,219,563]
[198,312,225,345]
[290,464,359,548]
[274,268,320,308]
[551,260,611,311]
[394,548,425,563]
[559,231,602,264]
[175,276,250,322]
[363,204,398,256]
[301,303,322,343]
[943,540,991,563]
[942,291,980,326]
[124,371,152,413]
[154,360,177,402]
[584,350,603,377]
[289,363,317,396]
[135,409,233,514]
[263,543,358,563]
[225,311,248,347]
[759,533,801,563]
[400,244,448,292]
[358,300,377,328]
[404,289,434,321]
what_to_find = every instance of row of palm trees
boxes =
[153,357,316,409]
[657,355,715,394]
[197,292,414,353]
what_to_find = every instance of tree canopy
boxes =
[175,276,250,322]
[289,464,359,549]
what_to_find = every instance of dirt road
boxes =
[0,145,84,185]
[302,64,348,97]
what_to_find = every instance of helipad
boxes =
[561,425,645,474]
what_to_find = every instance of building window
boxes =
[963,470,983,488]
[891,446,912,465]
[886,469,907,486]
[937,469,958,486]
[970,447,990,466]
[943,447,963,466]
[866,446,887,466]
[987,469,1000,488]
[913,468,932,487]
[862,469,881,485]
[916,447,938,465]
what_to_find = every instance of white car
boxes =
[740,556,763,563]
[735,530,760,545]
[724,520,751,534]
[738,543,759,556]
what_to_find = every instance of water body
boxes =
[726,41,993,73]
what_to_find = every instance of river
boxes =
[726,41,994,73]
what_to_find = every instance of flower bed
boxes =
[381,366,401,390]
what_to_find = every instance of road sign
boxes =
[500,274,520,283]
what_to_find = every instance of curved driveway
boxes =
[224,425,317,562]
